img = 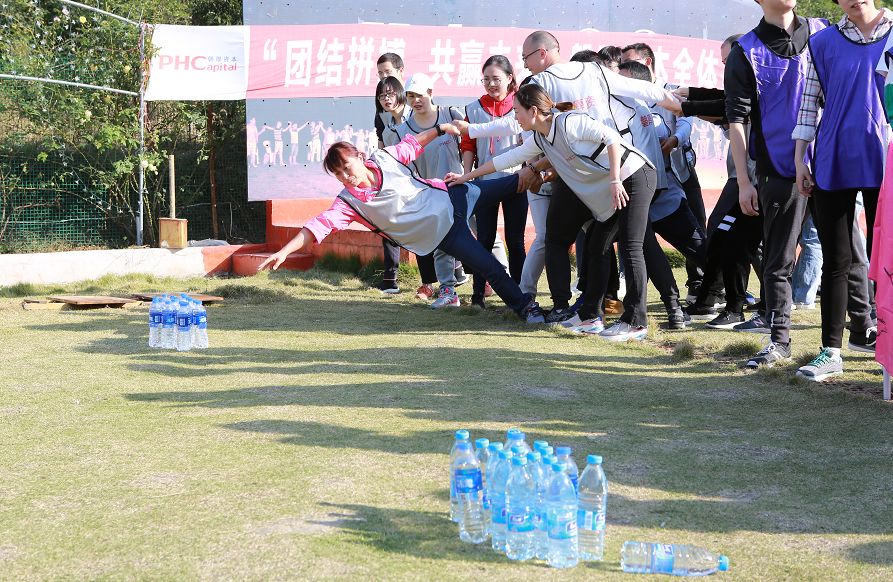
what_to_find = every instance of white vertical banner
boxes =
[145,25,250,101]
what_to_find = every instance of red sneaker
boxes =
[415,284,435,300]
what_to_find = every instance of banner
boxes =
[247,24,725,99]
[145,25,250,101]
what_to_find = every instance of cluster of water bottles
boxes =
[147,294,209,351]
[450,428,730,576]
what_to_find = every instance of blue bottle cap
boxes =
[488,442,504,452]
[587,455,603,465]
[511,456,527,466]
[506,427,521,439]
[456,441,471,451]
[455,430,469,441]
[498,450,512,460]
[527,452,541,463]
[475,438,489,449]
[544,446,554,455]
[533,440,548,451]
[719,556,729,571]
[552,462,566,472]
[542,455,555,466]
[556,446,571,456]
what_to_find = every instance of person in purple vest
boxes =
[792,0,892,381]
[725,0,828,370]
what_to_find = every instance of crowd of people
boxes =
[259,0,891,383]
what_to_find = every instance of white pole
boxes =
[59,0,139,27]
[884,367,891,401]
[0,74,138,96]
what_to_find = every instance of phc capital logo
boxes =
[156,54,240,72]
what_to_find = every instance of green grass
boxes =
[0,268,891,580]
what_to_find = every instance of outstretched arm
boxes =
[257,228,314,271]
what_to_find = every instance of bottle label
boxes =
[547,510,578,540]
[198,315,208,329]
[453,468,482,494]
[507,507,534,533]
[571,475,579,492]
[532,509,544,530]
[651,543,675,574]
[577,509,605,532]
[481,489,491,511]
[491,502,507,524]
[177,315,190,329]
[163,313,176,327]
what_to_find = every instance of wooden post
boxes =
[168,154,176,219]
[207,104,219,239]
[884,367,891,401]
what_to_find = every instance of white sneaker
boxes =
[571,318,605,334]
[430,286,460,309]
[599,321,647,342]
[792,301,816,311]
[559,313,583,328]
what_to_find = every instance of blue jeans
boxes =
[792,211,822,305]
[437,174,532,315]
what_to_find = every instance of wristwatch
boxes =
[436,124,445,136]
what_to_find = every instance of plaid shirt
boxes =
[792,10,893,142]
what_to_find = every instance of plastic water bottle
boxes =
[621,542,730,576]
[555,446,579,492]
[506,428,531,455]
[533,440,549,454]
[161,297,177,349]
[546,462,579,568]
[449,430,470,523]
[452,441,487,544]
[176,299,193,352]
[526,451,549,560]
[194,301,209,349]
[148,297,162,348]
[578,455,608,561]
[489,449,513,552]
[505,456,536,560]
[474,438,491,537]
[485,442,504,536]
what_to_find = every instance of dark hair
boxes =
[323,141,362,175]
[618,60,652,83]
[376,52,404,70]
[597,45,622,68]
[570,49,601,63]
[374,76,405,114]
[723,33,743,46]
[519,75,534,87]
[481,54,518,93]
[622,42,656,65]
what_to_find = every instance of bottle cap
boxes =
[455,429,469,441]
[511,445,523,455]
[527,452,541,462]
[587,455,603,465]
[544,446,554,455]
[488,442,504,452]
[455,441,471,451]
[719,556,729,571]
[506,427,521,440]
[511,456,527,466]
[542,455,555,466]
[533,440,548,451]
[498,450,512,460]
[556,446,571,456]
[552,462,566,472]
[475,438,489,449]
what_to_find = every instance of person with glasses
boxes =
[459,55,527,308]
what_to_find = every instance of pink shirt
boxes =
[303,135,447,243]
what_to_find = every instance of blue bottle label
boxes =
[481,489,491,511]
[532,510,543,530]
[177,315,190,329]
[547,510,578,540]
[163,313,176,326]
[198,315,207,329]
[491,503,507,524]
[507,508,534,532]
[571,475,579,492]
[651,543,675,574]
[453,468,482,494]
[577,509,605,532]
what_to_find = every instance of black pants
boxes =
[759,175,808,345]
[416,253,437,285]
[437,175,532,315]
[546,166,656,326]
[472,178,529,299]
[643,199,708,311]
[682,170,706,290]
[811,187,880,348]
[382,240,400,282]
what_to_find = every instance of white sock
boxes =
[826,347,841,359]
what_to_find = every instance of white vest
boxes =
[610,96,667,191]
[336,149,455,255]
[465,99,520,179]
[394,106,464,179]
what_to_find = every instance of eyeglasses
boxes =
[480,77,507,86]
[521,48,542,65]
[377,91,397,101]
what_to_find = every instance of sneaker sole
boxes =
[735,327,771,334]
[706,322,744,330]
[600,332,647,342]
[430,302,460,309]
[379,289,401,295]
[745,357,791,369]
[796,370,844,382]
[847,342,876,354]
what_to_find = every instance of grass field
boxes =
[0,266,891,580]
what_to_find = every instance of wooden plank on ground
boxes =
[130,292,224,304]
[22,299,69,311]
[46,295,139,307]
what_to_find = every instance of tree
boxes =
[796,0,893,19]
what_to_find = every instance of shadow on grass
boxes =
[845,541,893,565]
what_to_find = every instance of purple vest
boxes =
[810,26,889,190]
[738,18,827,179]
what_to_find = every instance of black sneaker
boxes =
[705,310,745,330]
[545,307,575,324]
[745,341,792,369]
[687,303,718,321]
[667,308,691,330]
[376,280,400,294]
[523,301,546,324]
[471,294,486,309]
[454,265,470,286]
[733,313,770,333]
[848,327,877,353]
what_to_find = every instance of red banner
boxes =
[247,23,724,99]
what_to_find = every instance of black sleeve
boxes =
[682,99,726,119]
[688,87,725,101]
[374,113,385,141]
[724,44,756,125]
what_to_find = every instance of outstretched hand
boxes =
[659,91,683,116]
[444,171,471,185]
[441,123,461,137]
[451,120,470,135]
[257,251,287,272]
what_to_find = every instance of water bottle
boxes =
[578,454,608,561]
[505,456,536,561]
[506,428,531,455]
[546,462,579,568]
[452,441,487,544]
[489,449,513,552]
[555,446,579,492]
[485,442,504,536]
[161,297,177,350]
[176,299,193,352]
[621,542,729,576]
[148,297,162,348]
[526,451,549,560]
[474,438,491,537]
[194,301,209,349]
[449,430,470,523]
[533,440,549,454]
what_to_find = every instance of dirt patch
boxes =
[251,514,365,537]
[0,545,21,561]
[516,385,578,401]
